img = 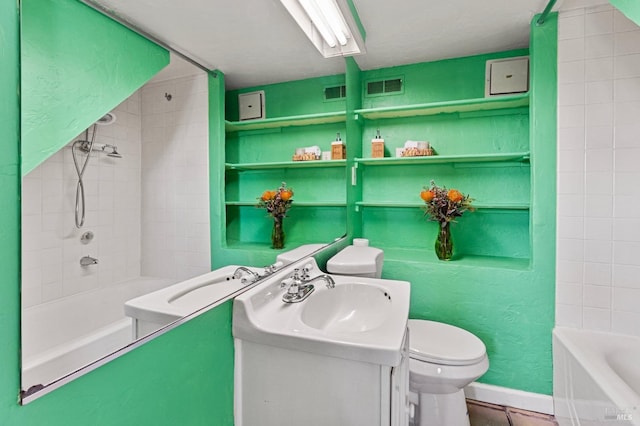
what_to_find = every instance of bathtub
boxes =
[553,327,640,426]
[22,276,175,391]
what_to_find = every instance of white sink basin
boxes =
[233,258,410,366]
[300,283,392,333]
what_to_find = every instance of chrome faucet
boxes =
[80,255,98,266]
[233,266,260,285]
[281,266,334,303]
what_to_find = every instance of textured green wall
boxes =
[21,0,169,176]
[368,22,556,394]
[217,22,556,395]
[610,0,640,24]
[2,1,235,424]
[0,0,22,424]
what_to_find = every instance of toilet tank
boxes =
[327,238,384,278]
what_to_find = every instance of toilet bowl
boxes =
[408,319,489,426]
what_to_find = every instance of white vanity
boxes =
[233,258,411,426]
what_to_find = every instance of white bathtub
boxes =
[553,327,640,426]
[22,276,174,390]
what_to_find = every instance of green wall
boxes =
[610,0,640,24]
[21,0,169,176]
[0,0,22,423]
[1,1,235,424]
[217,18,557,395]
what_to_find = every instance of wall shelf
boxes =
[226,201,346,207]
[354,93,529,120]
[355,152,530,167]
[225,111,346,132]
[225,160,346,171]
[381,247,531,271]
[355,202,530,210]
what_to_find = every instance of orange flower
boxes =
[447,189,464,203]
[420,190,435,202]
[280,189,293,201]
[261,190,275,201]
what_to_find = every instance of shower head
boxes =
[96,113,116,126]
[105,144,122,158]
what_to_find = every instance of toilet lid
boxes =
[407,319,487,366]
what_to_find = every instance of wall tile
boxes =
[613,9,640,32]
[614,53,640,79]
[557,7,640,337]
[559,38,586,62]
[582,307,611,330]
[614,30,640,56]
[585,10,613,36]
[585,34,613,58]
[585,57,613,81]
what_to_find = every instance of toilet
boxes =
[327,239,489,426]
[407,319,489,426]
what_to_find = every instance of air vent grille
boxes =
[366,78,403,96]
[324,85,346,100]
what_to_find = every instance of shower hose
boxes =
[72,125,96,228]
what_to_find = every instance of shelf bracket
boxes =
[351,164,358,186]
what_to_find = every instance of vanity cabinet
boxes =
[235,333,409,426]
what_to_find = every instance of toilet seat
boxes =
[408,319,486,366]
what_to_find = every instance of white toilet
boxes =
[407,319,489,426]
[327,240,489,426]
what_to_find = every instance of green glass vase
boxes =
[435,222,453,260]
[271,217,285,249]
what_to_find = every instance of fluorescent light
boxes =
[279,0,365,58]
[299,0,338,47]
[315,0,350,46]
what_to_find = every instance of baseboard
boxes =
[464,382,555,415]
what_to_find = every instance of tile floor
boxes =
[467,400,559,426]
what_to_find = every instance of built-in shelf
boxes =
[226,201,346,207]
[225,160,347,171]
[355,152,530,166]
[381,247,531,271]
[354,93,529,120]
[225,111,346,132]
[355,202,530,210]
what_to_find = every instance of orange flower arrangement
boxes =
[257,182,294,219]
[420,180,473,224]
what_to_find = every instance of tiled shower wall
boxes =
[22,72,211,309]
[140,73,210,280]
[22,93,143,308]
[556,3,640,336]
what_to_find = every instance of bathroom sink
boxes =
[300,283,392,333]
[233,258,410,366]
[125,265,262,328]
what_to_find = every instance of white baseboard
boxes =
[464,382,555,415]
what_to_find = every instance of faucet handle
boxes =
[280,277,294,288]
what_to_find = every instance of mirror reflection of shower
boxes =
[71,112,119,228]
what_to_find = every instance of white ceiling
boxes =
[88,0,555,90]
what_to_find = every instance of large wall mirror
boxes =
[20,50,345,400]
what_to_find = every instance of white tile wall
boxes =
[556,4,640,337]
[21,71,212,308]
[140,73,211,281]
[21,93,142,308]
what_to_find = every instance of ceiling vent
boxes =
[366,78,403,96]
[324,85,346,100]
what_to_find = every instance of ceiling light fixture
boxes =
[279,0,365,58]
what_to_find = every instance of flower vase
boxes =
[435,222,453,260]
[271,217,285,249]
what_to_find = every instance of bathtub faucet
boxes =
[233,266,260,285]
[80,255,98,266]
